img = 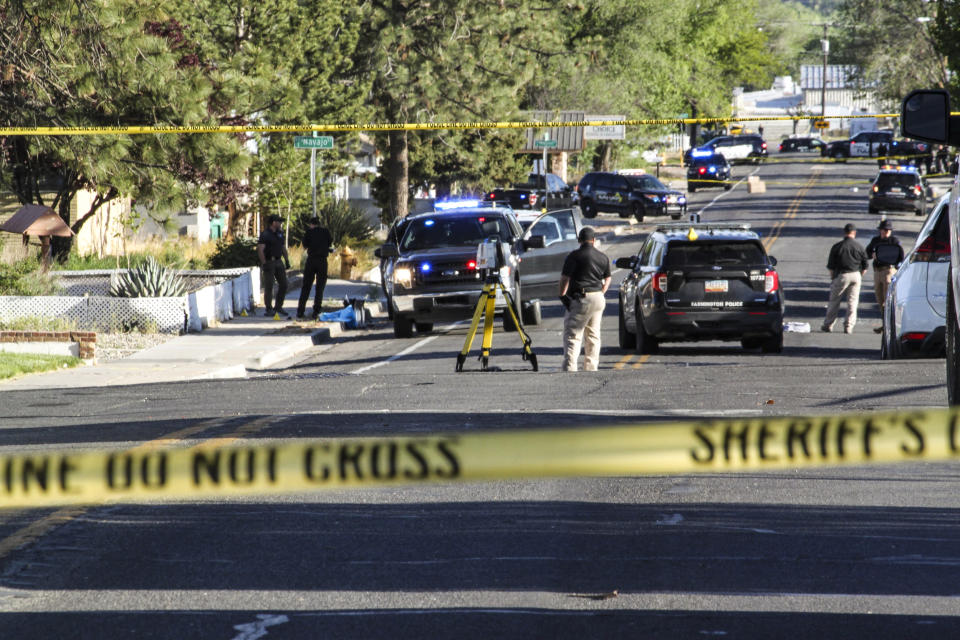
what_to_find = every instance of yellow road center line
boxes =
[631,355,651,369]
[613,354,635,370]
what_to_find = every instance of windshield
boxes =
[626,175,667,191]
[876,173,919,188]
[400,215,513,251]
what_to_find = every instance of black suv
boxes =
[869,167,928,216]
[778,137,825,153]
[575,171,687,222]
[686,153,732,192]
[379,206,582,337]
[615,223,784,353]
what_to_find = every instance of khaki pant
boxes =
[873,266,896,311]
[563,291,606,371]
[822,271,862,332]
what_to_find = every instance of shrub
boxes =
[319,199,374,246]
[209,237,259,269]
[109,257,186,297]
[0,259,64,295]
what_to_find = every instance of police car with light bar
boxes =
[616,222,784,353]
[378,201,584,337]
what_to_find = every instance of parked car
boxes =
[616,222,784,354]
[683,135,767,165]
[486,173,575,211]
[823,130,893,159]
[380,205,582,337]
[881,194,949,359]
[686,152,732,192]
[575,171,686,222]
[868,166,928,216]
[779,137,825,153]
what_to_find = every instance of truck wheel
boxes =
[634,307,658,354]
[618,304,635,350]
[581,200,597,219]
[521,299,541,326]
[503,280,522,332]
[688,185,696,193]
[761,331,784,353]
[393,314,414,338]
[946,271,960,405]
[632,202,644,223]
[415,322,433,333]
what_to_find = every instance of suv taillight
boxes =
[913,185,922,196]
[914,236,949,261]
[761,142,767,150]
[652,272,668,293]
[764,270,779,293]
[529,193,538,206]
[698,167,707,175]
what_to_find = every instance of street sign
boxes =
[294,135,334,149]
[533,139,558,148]
[813,119,829,130]
[584,115,626,140]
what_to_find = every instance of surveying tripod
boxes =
[455,272,538,373]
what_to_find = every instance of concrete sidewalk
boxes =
[0,278,384,391]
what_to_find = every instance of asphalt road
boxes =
[0,155,956,638]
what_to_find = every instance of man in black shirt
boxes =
[559,227,611,371]
[865,218,904,333]
[257,215,291,317]
[821,223,868,334]
[297,216,333,319]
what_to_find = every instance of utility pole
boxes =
[820,23,829,120]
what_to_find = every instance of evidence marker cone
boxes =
[274,312,281,321]
[240,310,248,317]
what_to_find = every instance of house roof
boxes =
[0,204,74,237]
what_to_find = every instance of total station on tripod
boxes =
[476,234,509,279]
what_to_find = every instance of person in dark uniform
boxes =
[865,218,904,333]
[559,227,611,371]
[297,216,333,319]
[257,215,291,317]
[821,223,868,334]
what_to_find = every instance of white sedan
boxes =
[881,194,949,359]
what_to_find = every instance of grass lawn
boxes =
[0,352,82,380]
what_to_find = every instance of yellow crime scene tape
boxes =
[2,408,960,508]
[0,113,906,137]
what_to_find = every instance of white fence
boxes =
[0,268,261,334]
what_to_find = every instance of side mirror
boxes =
[379,243,399,258]
[901,89,960,146]
[614,256,637,269]
[524,235,546,250]
[768,255,778,266]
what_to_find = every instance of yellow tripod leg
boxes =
[500,286,538,371]
[479,284,497,371]
[456,283,493,372]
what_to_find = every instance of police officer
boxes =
[559,227,611,372]
[297,216,333,320]
[865,218,904,333]
[257,214,291,317]
[821,223,868,334]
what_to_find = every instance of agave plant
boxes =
[109,257,186,298]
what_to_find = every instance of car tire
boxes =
[634,306,658,354]
[632,202,644,223]
[916,208,925,216]
[618,208,631,219]
[618,303,635,350]
[761,331,784,354]
[393,314,414,338]
[723,182,732,191]
[503,279,522,332]
[522,299,542,326]
[740,337,761,350]
[868,206,878,214]
[671,213,682,220]
[581,200,597,219]
[688,185,697,193]
[946,272,960,405]
[415,322,433,334]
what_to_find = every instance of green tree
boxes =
[355,1,571,223]
[0,1,252,255]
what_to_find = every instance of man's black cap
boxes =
[308,216,320,225]
[268,214,282,223]
[877,219,893,230]
[843,223,856,233]
[579,227,596,242]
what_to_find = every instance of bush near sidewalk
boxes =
[0,352,81,380]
